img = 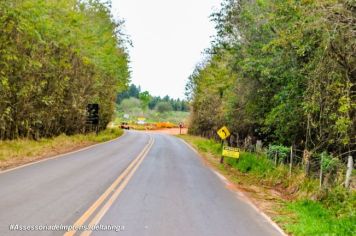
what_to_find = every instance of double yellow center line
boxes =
[64,136,155,236]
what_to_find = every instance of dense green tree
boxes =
[119,97,142,116]
[156,101,173,113]
[186,0,355,157]
[0,0,129,139]
[118,84,190,112]
[116,84,141,104]
[138,91,151,111]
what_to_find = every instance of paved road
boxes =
[0,131,284,236]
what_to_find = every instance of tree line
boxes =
[0,0,129,140]
[117,84,190,112]
[186,0,355,164]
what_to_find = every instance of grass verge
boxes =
[179,134,355,236]
[0,128,123,170]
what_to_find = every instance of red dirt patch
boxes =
[146,128,188,135]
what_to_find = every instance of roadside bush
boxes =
[267,145,290,164]
[156,102,173,113]
[318,186,356,217]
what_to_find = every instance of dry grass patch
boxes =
[0,128,123,170]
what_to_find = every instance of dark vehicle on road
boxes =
[120,122,130,130]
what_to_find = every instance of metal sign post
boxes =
[86,104,99,135]
[220,140,225,164]
[217,126,231,164]
[179,122,183,135]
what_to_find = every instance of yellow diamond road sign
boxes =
[217,126,230,140]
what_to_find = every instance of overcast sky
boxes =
[111,0,221,99]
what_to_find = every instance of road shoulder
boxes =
[178,135,288,236]
[0,128,124,172]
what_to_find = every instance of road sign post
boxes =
[86,104,99,135]
[220,140,225,164]
[179,122,183,135]
[217,126,231,164]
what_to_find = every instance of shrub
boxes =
[267,145,290,164]
[156,102,173,113]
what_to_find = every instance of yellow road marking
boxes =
[64,136,154,236]
[81,139,154,236]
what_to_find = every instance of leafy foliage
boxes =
[267,145,290,161]
[155,101,173,113]
[320,152,341,173]
[186,0,355,157]
[117,84,190,112]
[0,0,129,140]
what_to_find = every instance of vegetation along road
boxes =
[0,0,354,235]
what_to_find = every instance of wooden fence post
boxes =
[345,155,353,188]
[289,146,293,177]
[303,149,311,177]
[256,140,262,153]
[319,154,323,188]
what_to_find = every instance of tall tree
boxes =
[0,0,130,139]
[186,0,355,156]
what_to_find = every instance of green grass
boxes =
[87,128,123,142]
[226,152,275,174]
[179,134,356,236]
[195,139,222,155]
[179,134,291,185]
[0,128,123,169]
[177,134,222,155]
[277,200,355,235]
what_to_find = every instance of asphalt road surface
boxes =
[0,131,284,236]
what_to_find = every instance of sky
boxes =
[111,0,221,99]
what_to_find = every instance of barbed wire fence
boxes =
[224,134,355,190]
